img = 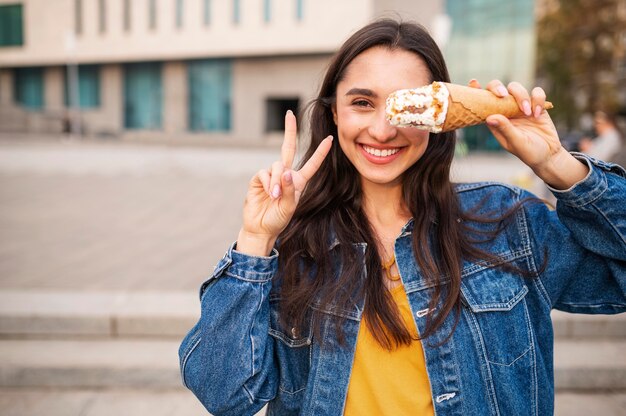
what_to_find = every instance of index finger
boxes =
[281,111,297,168]
[298,136,333,181]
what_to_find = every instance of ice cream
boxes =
[385,81,553,133]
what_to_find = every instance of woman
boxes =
[179,19,626,415]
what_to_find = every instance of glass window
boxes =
[14,67,44,110]
[99,0,106,33]
[296,0,303,21]
[233,0,240,24]
[0,4,23,47]
[266,98,299,132]
[75,0,83,35]
[176,0,184,28]
[188,59,232,132]
[149,0,157,30]
[64,65,101,109]
[124,63,162,129]
[203,0,210,25]
[264,0,271,22]
[123,0,131,31]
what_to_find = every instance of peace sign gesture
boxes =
[237,111,333,256]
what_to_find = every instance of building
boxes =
[444,0,536,150]
[0,0,444,145]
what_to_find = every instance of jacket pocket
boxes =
[268,298,312,395]
[460,267,532,366]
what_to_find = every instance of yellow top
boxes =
[344,285,434,416]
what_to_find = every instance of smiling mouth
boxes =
[361,144,401,157]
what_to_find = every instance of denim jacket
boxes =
[179,154,626,416]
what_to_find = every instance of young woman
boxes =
[179,19,626,416]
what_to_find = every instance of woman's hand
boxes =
[468,79,589,190]
[237,111,333,256]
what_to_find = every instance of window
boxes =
[203,0,210,25]
[176,0,184,28]
[148,0,156,29]
[124,63,162,129]
[264,0,271,22]
[14,67,44,110]
[123,0,131,31]
[233,0,240,24]
[0,4,23,47]
[296,0,303,21]
[266,98,299,132]
[64,65,101,109]
[99,0,106,33]
[75,0,83,35]
[188,59,232,132]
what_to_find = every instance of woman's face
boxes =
[333,46,432,188]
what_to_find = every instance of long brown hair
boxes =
[277,19,532,350]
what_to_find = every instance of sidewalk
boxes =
[0,138,623,415]
[0,138,537,292]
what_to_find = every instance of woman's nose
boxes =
[368,110,397,142]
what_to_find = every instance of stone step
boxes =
[0,291,623,340]
[0,389,623,416]
[0,339,624,391]
[0,388,267,416]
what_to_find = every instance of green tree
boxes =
[536,0,626,130]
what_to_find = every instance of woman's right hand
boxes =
[237,111,333,256]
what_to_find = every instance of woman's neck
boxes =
[361,180,411,235]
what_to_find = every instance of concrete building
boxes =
[0,0,444,145]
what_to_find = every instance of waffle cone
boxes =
[441,83,553,132]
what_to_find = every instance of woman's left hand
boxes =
[468,79,589,190]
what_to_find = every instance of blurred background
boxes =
[0,0,624,415]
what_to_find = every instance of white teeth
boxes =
[363,145,400,157]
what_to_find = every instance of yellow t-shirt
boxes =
[344,285,434,416]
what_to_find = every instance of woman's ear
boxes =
[332,105,338,125]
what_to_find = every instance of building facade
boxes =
[0,0,443,144]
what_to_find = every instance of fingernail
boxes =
[497,86,508,97]
[469,78,478,84]
[522,100,532,116]
[534,105,542,118]
[284,171,292,183]
[327,135,334,142]
[487,118,499,127]
[286,110,293,116]
[272,184,281,198]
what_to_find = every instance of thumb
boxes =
[278,170,297,217]
[486,114,522,152]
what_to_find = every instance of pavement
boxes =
[0,136,623,415]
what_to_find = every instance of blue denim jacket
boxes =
[179,154,626,416]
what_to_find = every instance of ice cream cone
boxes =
[385,82,554,133]
[442,83,553,132]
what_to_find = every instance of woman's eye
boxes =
[352,100,372,108]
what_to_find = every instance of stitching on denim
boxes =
[306,316,330,415]
[180,333,202,389]
[242,383,255,404]
[556,302,625,309]
[529,305,539,416]
[278,385,306,395]
[249,283,266,377]
[521,202,554,309]
[591,200,626,248]
[455,181,522,195]
[462,308,500,416]
[460,247,532,278]
[224,270,274,282]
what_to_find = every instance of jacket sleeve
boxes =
[178,242,278,416]
[525,153,626,314]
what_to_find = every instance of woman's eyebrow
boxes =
[345,88,378,98]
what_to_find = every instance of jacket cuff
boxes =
[548,153,611,208]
